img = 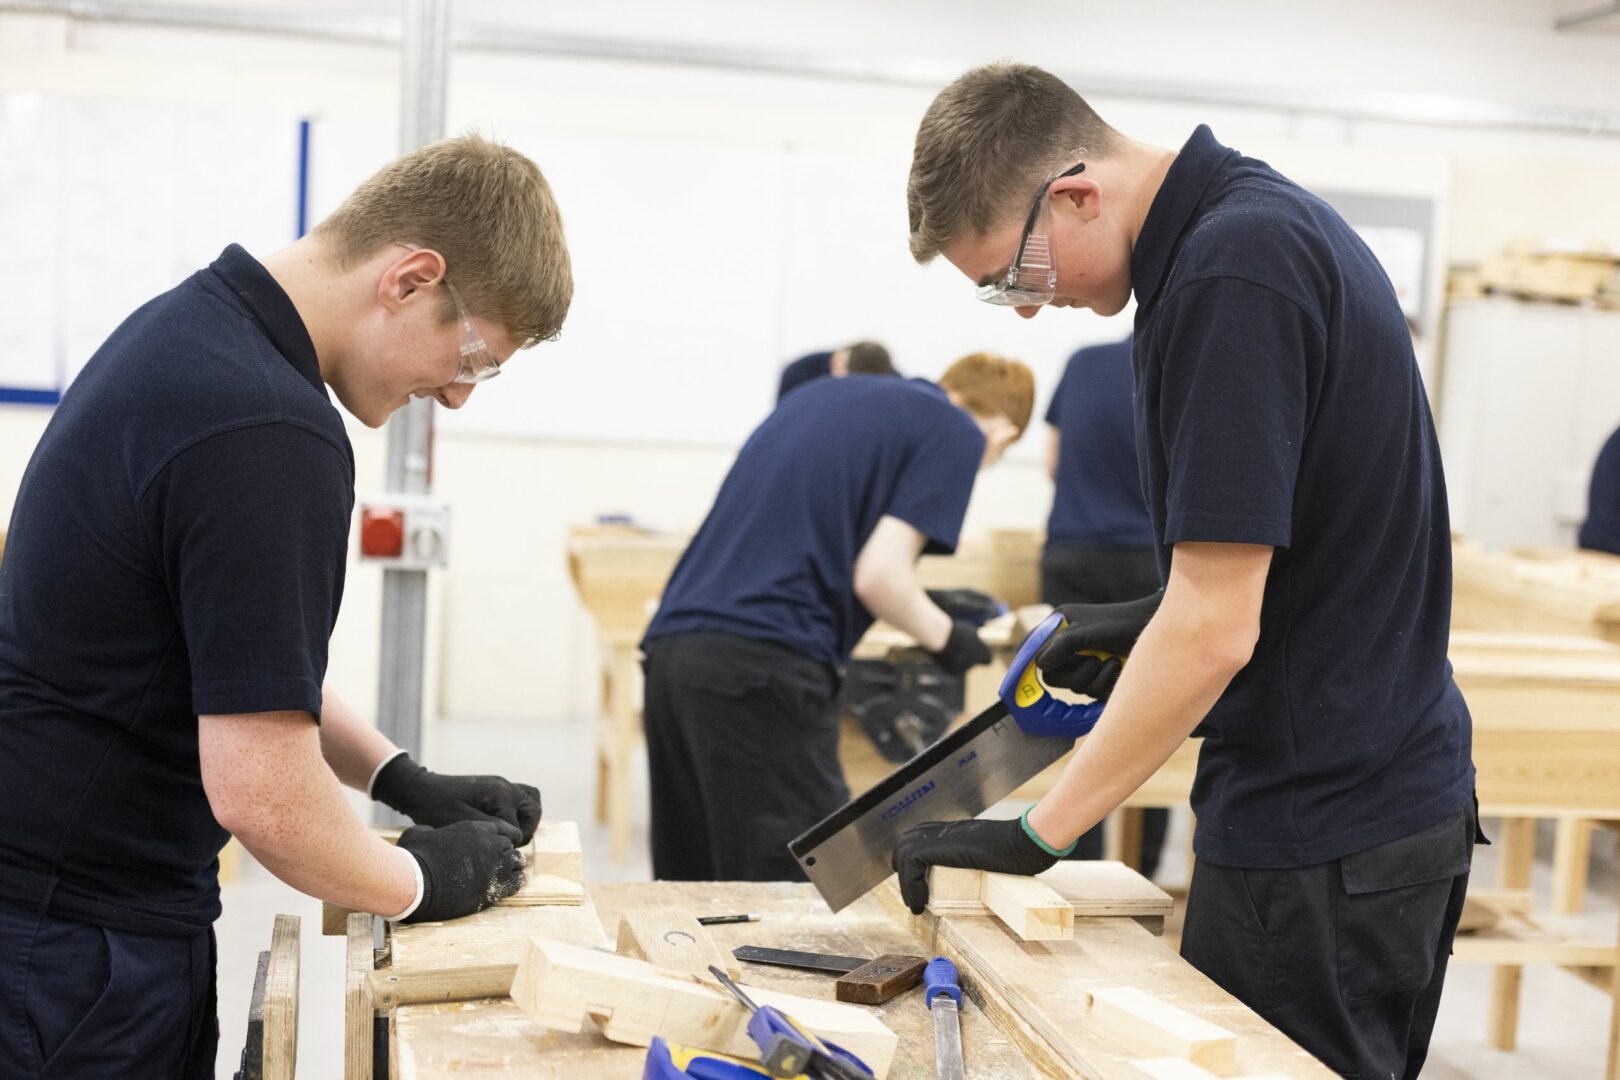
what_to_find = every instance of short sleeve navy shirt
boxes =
[1131,127,1473,868]
[1579,426,1620,555]
[1044,337,1154,548]
[0,245,354,933]
[644,376,984,668]
[777,351,833,402]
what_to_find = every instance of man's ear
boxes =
[1047,174,1102,224]
[377,247,447,312]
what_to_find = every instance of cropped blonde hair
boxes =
[909,63,1121,265]
[316,133,572,347]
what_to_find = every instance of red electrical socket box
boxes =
[360,507,406,558]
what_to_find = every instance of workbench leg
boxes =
[1552,816,1593,915]
[344,914,374,1080]
[1117,807,1145,873]
[606,644,641,863]
[1489,816,1536,1051]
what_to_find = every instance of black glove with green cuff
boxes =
[891,812,1076,915]
[931,619,992,676]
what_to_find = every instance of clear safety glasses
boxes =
[976,157,1087,308]
[443,280,502,384]
[398,243,504,384]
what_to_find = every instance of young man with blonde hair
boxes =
[891,65,1477,1078]
[0,134,570,1076]
[642,354,1033,881]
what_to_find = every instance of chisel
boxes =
[925,957,965,1080]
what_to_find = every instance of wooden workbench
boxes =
[369,872,1332,1079]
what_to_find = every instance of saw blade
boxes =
[789,699,1075,912]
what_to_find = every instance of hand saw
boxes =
[790,612,1107,912]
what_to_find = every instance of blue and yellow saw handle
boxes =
[997,611,1110,738]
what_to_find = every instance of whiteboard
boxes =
[0,94,299,395]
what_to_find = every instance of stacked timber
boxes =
[1452,238,1620,308]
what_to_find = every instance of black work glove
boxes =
[372,752,542,845]
[925,588,1005,626]
[892,817,1063,915]
[1034,588,1165,699]
[395,820,526,924]
[930,619,992,676]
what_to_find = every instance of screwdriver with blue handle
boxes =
[706,966,874,1080]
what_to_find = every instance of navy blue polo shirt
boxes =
[1045,336,1154,549]
[645,376,984,668]
[0,245,354,934]
[1130,126,1473,868]
[1579,425,1620,555]
[777,351,833,401]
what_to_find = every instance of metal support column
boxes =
[376,0,448,818]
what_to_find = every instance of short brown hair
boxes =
[844,341,894,376]
[908,63,1122,265]
[315,133,572,348]
[939,352,1036,436]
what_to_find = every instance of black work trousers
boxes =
[1180,807,1478,1079]
[1040,541,1168,878]
[0,898,217,1078]
[643,632,848,882]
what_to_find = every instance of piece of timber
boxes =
[931,865,1160,941]
[389,893,611,972]
[509,938,899,1079]
[615,906,741,982]
[344,914,375,1080]
[371,965,516,1008]
[264,914,300,1080]
[877,880,1334,1078]
[530,821,583,881]
[982,873,1074,940]
[1084,987,1237,1076]
[835,954,927,1004]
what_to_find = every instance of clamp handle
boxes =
[997,612,1108,739]
[924,956,961,1009]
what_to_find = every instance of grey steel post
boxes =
[376,0,449,821]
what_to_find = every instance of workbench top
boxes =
[389,881,1037,1079]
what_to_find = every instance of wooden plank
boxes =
[981,872,1074,941]
[371,965,516,1008]
[530,821,583,882]
[389,895,610,972]
[614,906,740,982]
[509,938,899,1079]
[264,914,300,1080]
[1085,987,1236,1076]
[345,913,375,1080]
[928,863,1169,940]
[877,881,1334,1078]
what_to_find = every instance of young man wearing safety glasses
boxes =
[0,135,569,1077]
[892,64,1479,1078]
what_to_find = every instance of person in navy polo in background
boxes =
[642,354,1033,881]
[776,339,897,401]
[893,64,1480,1078]
[1041,333,1168,878]
[1580,424,1620,556]
[0,136,565,1077]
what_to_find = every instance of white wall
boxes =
[3,0,1619,728]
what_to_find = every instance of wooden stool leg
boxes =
[595,664,613,824]
[1488,817,1536,1051]
[1552,816,1594,915]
